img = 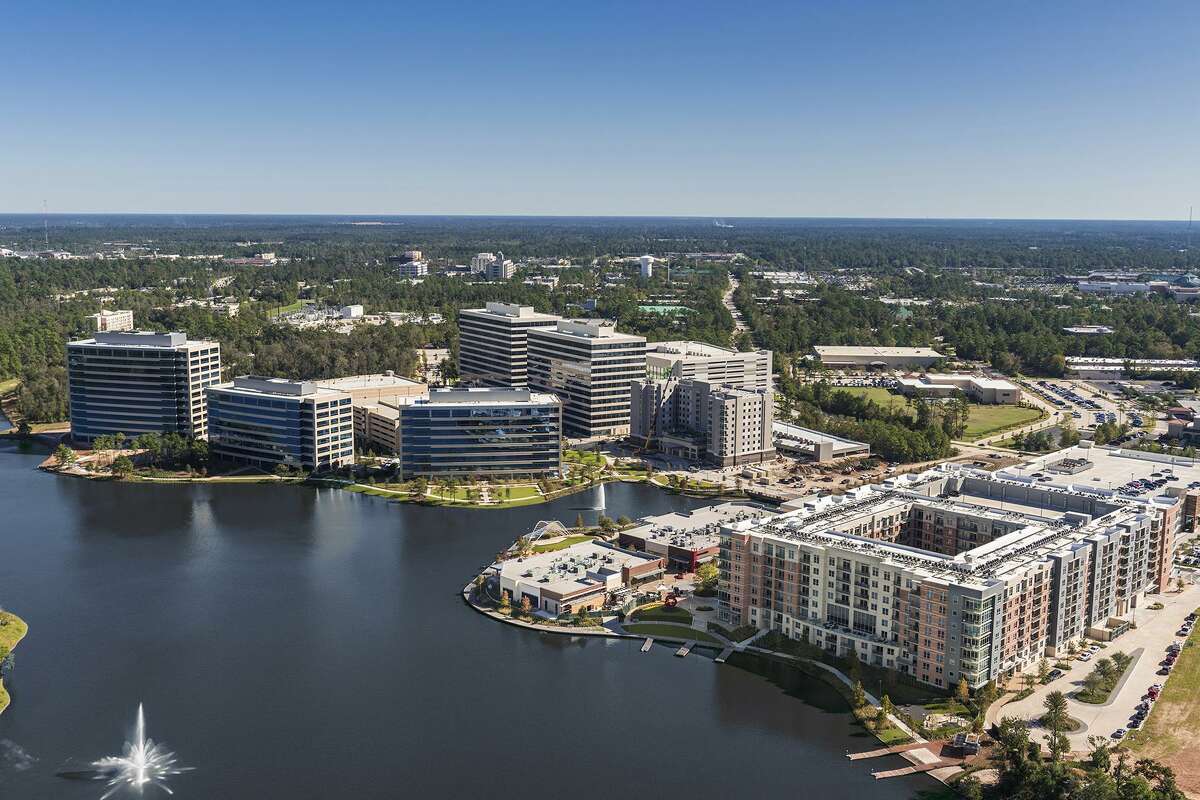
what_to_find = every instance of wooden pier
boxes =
[675,641,695,657]
[640,638,653,653]
[714,646,734,663]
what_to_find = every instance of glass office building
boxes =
[67,331,221,444]
[206,376,353,471]
[398,388,561,479]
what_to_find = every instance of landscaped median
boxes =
[0,611,28,715]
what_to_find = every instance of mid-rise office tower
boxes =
[397,387,561,479]
[645,341,772,389]
[206,376,353,471]
[527,319,646,437]
[457,302,561,388]
[67,331,221,444]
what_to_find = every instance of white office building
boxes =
[458,302,561,388]
[646,341,772,390]
[88,309,134,332]
[527,319,646,438]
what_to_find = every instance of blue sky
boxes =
[1,1,1197,218]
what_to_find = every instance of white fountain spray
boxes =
[91,704,190,799]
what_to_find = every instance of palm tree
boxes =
[1043,690,1069,761]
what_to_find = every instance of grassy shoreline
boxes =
[0,612,28,715]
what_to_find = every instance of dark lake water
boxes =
[0,443,931,799]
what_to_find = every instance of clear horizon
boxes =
[3,1,1197,219]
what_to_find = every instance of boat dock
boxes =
[714,646,734,663]
[640,638,653,653]
[675,641,694,657]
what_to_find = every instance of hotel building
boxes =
[206,376,354,471]
[457,302,561,388]
[631,377,775,466]
[719,446,1196,689]
[88,309,135,332]
[67,331,221,444]
[527,319,646,438]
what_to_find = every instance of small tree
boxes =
[519,596,532,617]
[598,515,616,533]
[574,513,585,532]
[956,676,970,704]
[617,515,632,528]
[881,694,894,717]
[1037,658,1050,684]
[111,455,134,479]
[498,590,511,612]
[851,680,867,708]
[695,561,719,592]
[875,704,888,728]
[55,443,76,466]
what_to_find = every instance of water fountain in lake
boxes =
[86,704,190,798]
[593,482,606,512]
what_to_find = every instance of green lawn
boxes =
[835,386,1042,440]
[0,378,18,396]
[630,603,693,624]
[532,534,595,553]
[836,386,914,415]
[267,299,312,317]
[962,404,1044,440]
[0,612,29,715]
[623,623,721,645]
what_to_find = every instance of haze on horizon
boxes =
[2,1,1197,221]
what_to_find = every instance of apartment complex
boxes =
[646,340,772,390]
[457,302,561,388]
[397,387,561,479]
[527,319,647,438]
[206,376,354,470]
[895,374,1022,404]
[67,331,221,444]
[631,377,775,466]
[719,447,1195,689]
[88,309,134,332]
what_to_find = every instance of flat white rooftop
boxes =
[815,345,943,359]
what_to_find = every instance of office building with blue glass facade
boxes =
[398,387,561,479]
[67,331,222,445]
[206,376,354,471]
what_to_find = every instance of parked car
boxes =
[1112,729,1126,740]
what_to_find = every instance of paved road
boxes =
[995,581,1200,753]
[724,275,749,334]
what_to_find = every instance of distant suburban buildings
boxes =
[631,378,775,466]
[469,251,515,280]
[394,261,429,278]
[813,345,944,369]
[646,341,772,389]
[470,252,496,272]
[527,319,647,438]
[396,387,562,479]
[67,331,221,445]
[720,447,1194,689]
[206,376,354,471]
[1062,325,1115,335]
[894,374,1022,404]
[88,309,134,332]
[457,302,562,388]
[1066,356,1200,379]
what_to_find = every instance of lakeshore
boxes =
[0,611,28,715]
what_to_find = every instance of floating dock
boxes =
[714,647,734,663]
[675,641,694,657]
[640,638,653,653]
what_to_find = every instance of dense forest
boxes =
[1,215,1196,425]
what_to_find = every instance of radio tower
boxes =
[42,199,49,247]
